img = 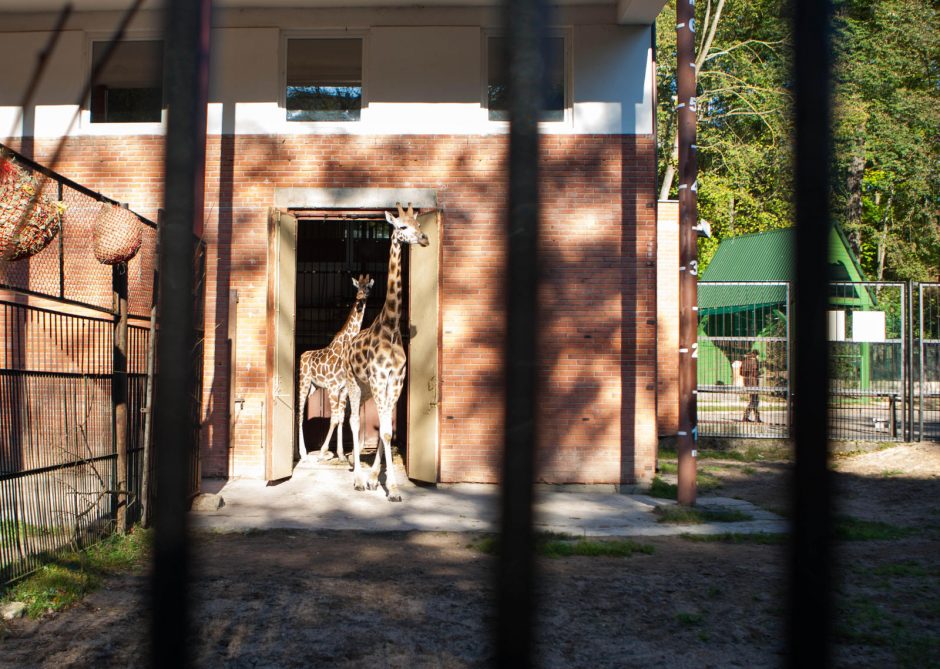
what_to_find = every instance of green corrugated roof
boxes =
[701,226,866,282]
[699,225,868,312]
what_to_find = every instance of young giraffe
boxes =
[346,203,429,501]
[296,274,374,463]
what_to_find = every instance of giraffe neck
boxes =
[331,297,367,347]
[377,234,403,333]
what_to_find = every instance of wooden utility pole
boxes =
[676,0,699,506]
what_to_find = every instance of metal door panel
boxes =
[266,209,297,480]
[407,211,440,483]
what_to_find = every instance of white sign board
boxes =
[852,311,886,342]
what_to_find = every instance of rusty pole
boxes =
[676,0,699,505]
[112,260,128,533]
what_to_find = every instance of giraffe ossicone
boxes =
[296,273,374,465]
[346,202,429,502]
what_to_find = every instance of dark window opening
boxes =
[90,40,163,123]
[287,39,363,122]
[487,35,565,122]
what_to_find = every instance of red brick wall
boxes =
[657,200,680,436]
[15,134,657,485]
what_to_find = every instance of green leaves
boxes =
[657,0,939,280]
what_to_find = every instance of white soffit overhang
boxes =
[1,0,668,25]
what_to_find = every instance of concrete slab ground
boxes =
[191,457,787,537]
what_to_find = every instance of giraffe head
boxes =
[352,273,374,312]
[385,202,430,247]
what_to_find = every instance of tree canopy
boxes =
[656,0,940,280]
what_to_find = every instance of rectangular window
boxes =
[487,36,565,122]
[90,40,163,123]
[286,38,362,122]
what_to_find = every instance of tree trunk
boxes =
[875,193,893,281]
[846,151,865,256]
[659,134,679,201]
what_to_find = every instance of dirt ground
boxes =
[1,443,938,668]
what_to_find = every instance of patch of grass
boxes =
[880,469,905,478]
[0,520,51,538]
[696,470,724,492]
[1,527,151,618]
[540,538,655,558]
[469,533,655,559]
[694,443,790,462]
[648,476,678,499]
[835,516,912,541]
[648,471,722,498]
[835,595,901,647]
[655,505,753,524]
[657,460,678,475]
[469,535,499,555]
[658,445,678,460]
[0,522,52,556]
[870,560,930,578]
[680,532,788,544]
[676,611,704,626]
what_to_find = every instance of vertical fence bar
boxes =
[57,181,65,299]
[787,281,793,436]
[152,0,210,665]
[113,262,129,533]
[919,284,924,440]
[676,0,698,505]
[496,0,545,665]
[789,0,834,666]
[906,281,914,441]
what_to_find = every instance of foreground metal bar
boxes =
[676,0,698,506]
[788,0,834,665]
[496,0,546,665]
[113,263,129,533]
[151,0,210,666]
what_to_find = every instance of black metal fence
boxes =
[0,299,149,584]
[698,281,790,438]
[0,145,204,588]
[698,280,937,442]
[0,145,158,316]
[918,283,940,441]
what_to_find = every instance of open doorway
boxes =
[266,200,440,484]
[294,210,410,465]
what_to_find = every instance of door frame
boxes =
[266,189,440,482]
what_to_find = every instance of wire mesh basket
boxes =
[0,158,64,261]
[93,202,142,264]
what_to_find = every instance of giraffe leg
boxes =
[378,410,401,502]
[348,379,367,491]
[367,425,383,491]
[367,376,390,491]
[335,388,349,464]
[383,372,406,502]
[297,376,312,462]
[317,389,342,461]
[316,423,338,461]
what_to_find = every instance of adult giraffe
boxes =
[296,274,374,463]
[346,203,429,501]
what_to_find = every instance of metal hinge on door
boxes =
[428,376,438,407]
